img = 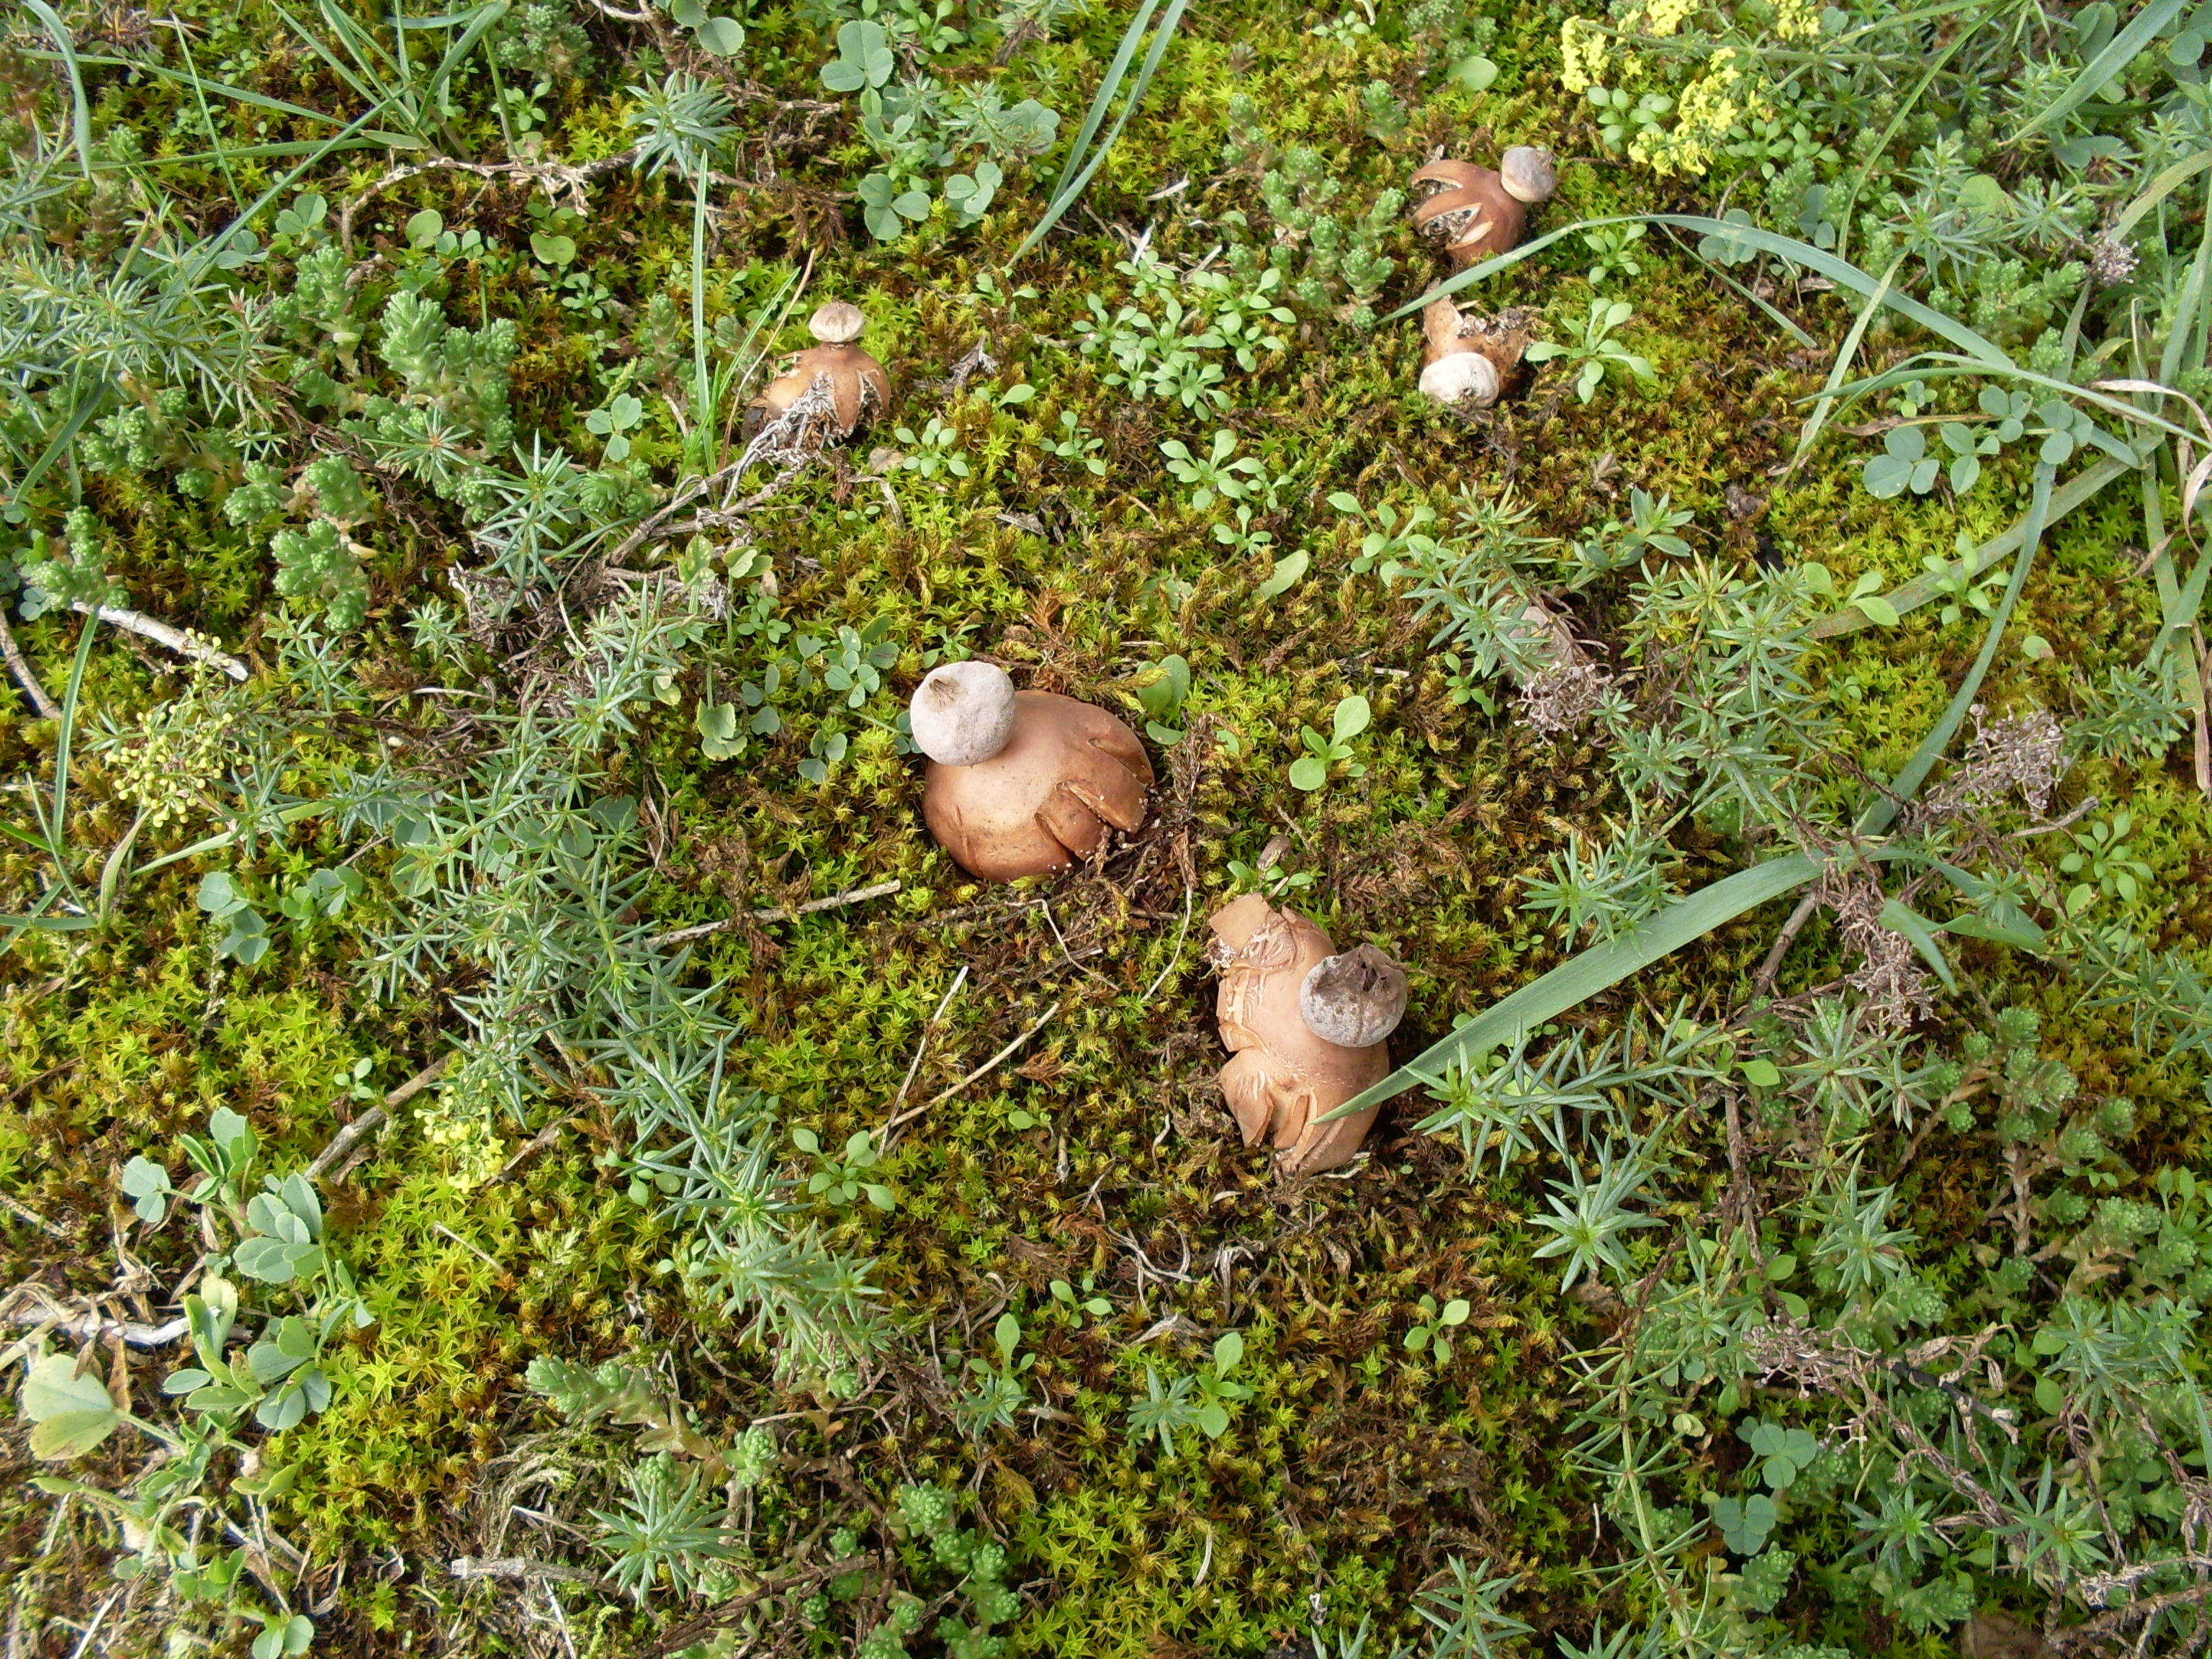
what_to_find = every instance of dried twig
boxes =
[0,1191,67,1241]
[882,1001,1062,1135]
[649,879,902,947]
[75,603,248,680]
[0,610,58,719]
[885,964,969,1128]
[645,1554,875,1658]
[305,1053,454,1180]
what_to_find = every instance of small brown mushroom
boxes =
[1209,896,1408,1175]
[1410,146,1558,268]
[749,301,890,437]
[912,662,1154,882]
[1419,297,1532,407]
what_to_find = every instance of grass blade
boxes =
[1785,256,1904,479]
[1010,0,1187,263]
[1316,853,1826,1124]
[22,0,92,176]
[1809,451,2136,637]
[1857,459,2054,835]
[1379,216,2016,370]
[2013,0,2188,140]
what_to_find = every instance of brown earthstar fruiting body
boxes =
[1410,147,1557,268]
[1419,297,1533,407]
[1209,895,1405,1175]
[912,664,1154,882]
[751,301,890,437]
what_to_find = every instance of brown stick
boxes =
[0,610,58,720]
[649,879,902,948]
[74,603,248,680]
[305,1053,454,1180]
[646,1555,874,1658]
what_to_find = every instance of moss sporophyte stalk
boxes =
[9,0,2212,1653]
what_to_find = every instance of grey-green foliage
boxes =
[1221,96,1405,328]
[1527,992,2212,1651]
[360,290,518,498]
[19,1110,371,1655]
[1074,251,1294,412]
[848,1483,1019,1659]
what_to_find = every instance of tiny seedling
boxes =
[2059,811,2152,914]
[1525,300,1655,403]
[1289,693,1371,791]
[1226,857,1316,899]
[1125,1331,1253,1455]
[1040,409,1107,475]
[1403,1293,1472,1364]
[1048,1276,1112,1327]
[952,1313,1033,1437]
[791,1127,895,1211]
[1133,654,1191,745]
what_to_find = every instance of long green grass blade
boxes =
[1325,466,2059,1127]
[1786,256,1904,477]
[2014,0,2188,140]
[1809,451,2136,637]
[2113,148,2212,240]
[1379,217,2016,369]
[1034,0,1163,215]
[22,0,92,176]
[1010,0,1187,263]
[37,50,420,143]
[1316,853,1826,1125]
[1858,459,2054,835]
[422,2,511,119]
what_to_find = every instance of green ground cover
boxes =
[5,0,2212,1653]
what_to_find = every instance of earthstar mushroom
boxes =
[1419,297,1532,407]
[749,300,890,437]
[1209,895,1408,1175]
[1410,146,1557,268]
[910,662,1154,882]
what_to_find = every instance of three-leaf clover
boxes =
[585,392,645,462]
[821,21,894,92]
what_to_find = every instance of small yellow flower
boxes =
[1642,0,1699,37]
[1773,0,1820,39]
[1560,17,1610,94]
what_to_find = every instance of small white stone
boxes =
[909,661,1017,766]
[1419,351,1500,407]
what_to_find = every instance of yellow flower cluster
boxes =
[1560,17,1610,94]
[106,666,229,830]
[1642,0,1699,37]
[1773,0,1820,37]
[421,1094,504,1189]
[1629,47,1750,176]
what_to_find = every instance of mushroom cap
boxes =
[909,661,1018,766]
[1210,896,1390,1174]
[1499,146,1558,204]
[1408,161,1527,268]
[921,691,1154,882]
[755,341,891,436]
[1419,351,1500,407]
[809,300,868,345]
[1300,944,1408,1048]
